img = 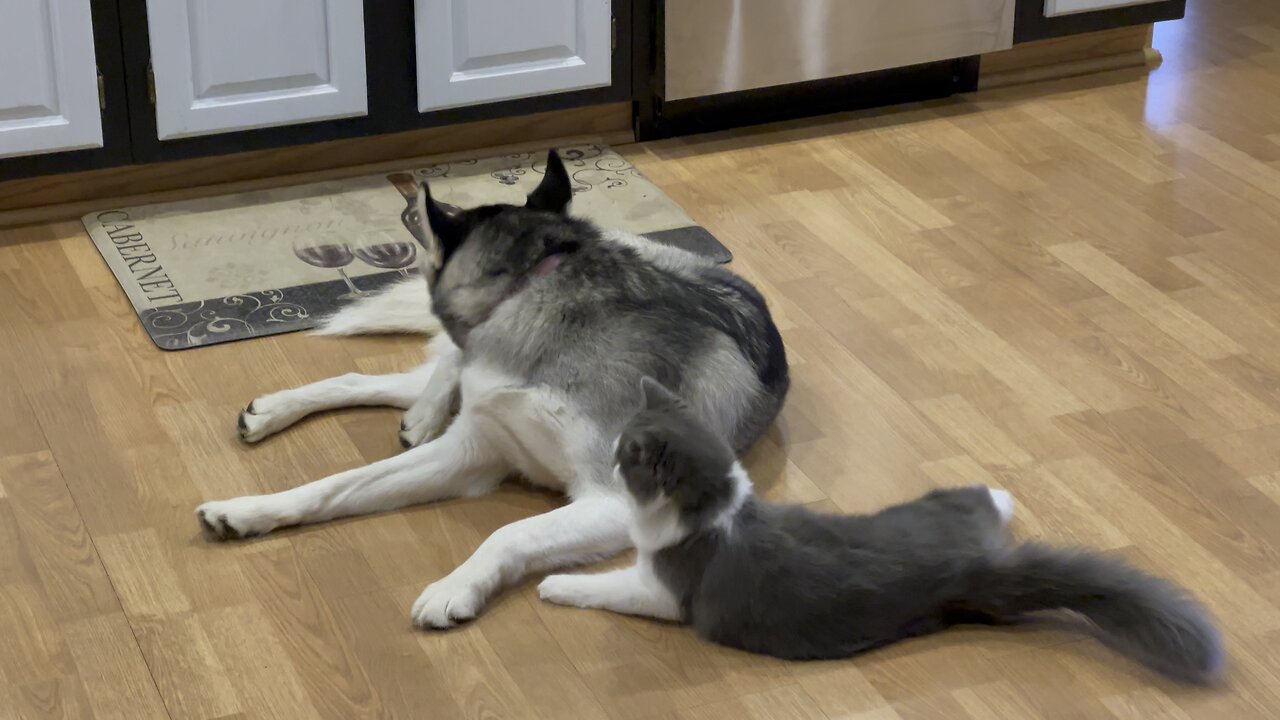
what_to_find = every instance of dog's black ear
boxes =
[638,376,679,411]
[418,181,466,259]
[525,149,572,213]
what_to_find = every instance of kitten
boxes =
[539,378,1226,685]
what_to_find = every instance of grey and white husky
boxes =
[540,378,1225,685]
[194,150,790,629]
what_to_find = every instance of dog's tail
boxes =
[314,276,441,336]
[958,543,1225,684]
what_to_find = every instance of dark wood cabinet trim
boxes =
[632,0,662,138]
[1014,0,1186,43]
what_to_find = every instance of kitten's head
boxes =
[615,378,739,521]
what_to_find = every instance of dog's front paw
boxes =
[411,571,489,629]
[196,496,284,540]
[399,403,450,449]
[537,574,595,608]
[237,395,296,443]
[398,418,441,450]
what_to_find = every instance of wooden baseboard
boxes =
[0,102,633,227]
[979,24,1159,89]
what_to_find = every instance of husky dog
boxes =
[540,378,1226,685]
[195,150,789,629]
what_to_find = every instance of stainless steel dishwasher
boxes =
[662,0,1016,101]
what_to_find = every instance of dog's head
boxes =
[402,150,585,341]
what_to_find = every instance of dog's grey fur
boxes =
[418,152,787,452]
[195,150,788,629]
[541,379,1225,685]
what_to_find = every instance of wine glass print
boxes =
[293,230,365,299]
[354,230,418,277]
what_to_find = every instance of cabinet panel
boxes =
[146,0,368,139]
[415,0,612,112]
[0,0,103,159]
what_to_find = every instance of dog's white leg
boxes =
[198,417,504,539]
[538,560,682,621]
[411,494,632,629]
[399,336,462,448]
[239,361,438,443]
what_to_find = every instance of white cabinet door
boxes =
[146,0,368,140]
[415,0,612,112]
[0,0,103,159]
[1045,0,1162,16]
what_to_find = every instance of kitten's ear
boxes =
[525,149,572,213]
[638,376,679,410]
[417,181,465,263]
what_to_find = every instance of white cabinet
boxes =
[0,0,103,159]
[414,0,613,112]
[1045,0,1162,16]
[145,0,369,140]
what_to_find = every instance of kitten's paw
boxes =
[237,394,299,443]
[196,497,284,540]
[537,575,596,608]
[411,570,488,629]
[987,488,1015,526]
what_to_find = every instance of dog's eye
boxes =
[486,268,507,279]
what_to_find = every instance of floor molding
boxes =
[979,25,1158,89]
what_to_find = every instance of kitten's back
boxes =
[680,489,1004,660]
[669,488,1223,684]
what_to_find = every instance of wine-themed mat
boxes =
[83,144,730,351]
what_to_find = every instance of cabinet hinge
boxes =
[611,15,617,51]
[97,68,106,110]
[146,62,156,104]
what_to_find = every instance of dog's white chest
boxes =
[459,365,606,493]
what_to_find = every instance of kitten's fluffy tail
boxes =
[963,543,1225,685]
[313,276,441,336]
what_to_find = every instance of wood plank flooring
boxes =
[3,0,1280,717]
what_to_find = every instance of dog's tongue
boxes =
[531,252,566,277]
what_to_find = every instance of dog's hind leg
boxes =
[411,493,632,629]
[238,362,437,443]
[199,417,505,539]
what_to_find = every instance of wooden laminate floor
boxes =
[4,1,1280,717]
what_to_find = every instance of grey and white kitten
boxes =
[539,378,1226,685]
